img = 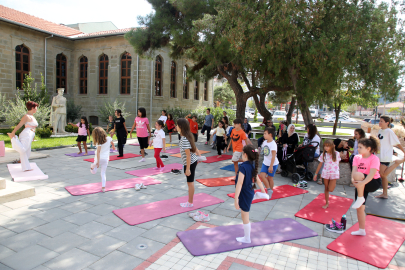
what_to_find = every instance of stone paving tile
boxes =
[88,250,143,270]
[62,211,101,226]
[0,226,17,239]
[59,201,94,213]
[105,224,147,241]
[77,235,126,257]
[38,232,90,254]
[118,236,166,260]
[0,230,51,252]
[0,245,16,260]
[70,221,114,239]
[141,225,181,244]
[85,203,117,216]
[34,219,79,238]
[158,215,196,231]
[43,248,100,270]
[94,213,126,228]
[2,215,48,233]
[1,245,59,270]
[32,208,73,222]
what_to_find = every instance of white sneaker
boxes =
[139,158,145,163]
[188,210,204,218]
[197,156,207,162]
[134,184,141,191]
[193,213,210,222]
[140,183,147,189]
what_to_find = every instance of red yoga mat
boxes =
[83,153,141,163]
[327,215,405,269]
[227,185,308,203]
[113,193,224,225]
[202,155,232,163]
[65,177,161,196]
[197,176,235,187]
[295,194,353,224]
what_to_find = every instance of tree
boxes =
[98,100,132,124]
[213,83,236,108]
[20,73,50,108]
[388,107,401,115]
[247,99,256,110]
[66,100,82,123]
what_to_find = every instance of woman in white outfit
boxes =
[7,101,39,171]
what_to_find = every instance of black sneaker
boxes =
[171,169,181,175]
[325,220,344,234]
[139,151,148,156]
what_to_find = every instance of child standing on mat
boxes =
[201,108,214,145]
[166,114,175,146]
[186,114,199,142]
[106,115,115,138]
[375,116,404,199]
[351,136,382,236]
[227,119,252,177]
[177,118,201,207]
[313,140,341,209]
[234,144,265,243]
[130,107,152,162]
[151,120,166,171]
[114,109,128,157]
[90,127,116,193]
[259,127,279,199]
[212,120,226,158]
[69,116,91,156]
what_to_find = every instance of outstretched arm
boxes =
[9,115,29,136]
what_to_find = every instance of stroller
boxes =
[280,142,319,183]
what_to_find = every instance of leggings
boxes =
[216,136,225,155]
[201,125,212,142]
[154,148,164,168]
[91,159,108,187]
[355,174,381,204]
[11,128,34,171]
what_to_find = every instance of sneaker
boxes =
[171,169,181,175]
[140,183,147,189]
[139,158,145,163]
[189,210,204,218]
[197,156,207,162]
[193,212,210,222]
[180,202,194,207]
[204,142,208,145]
[325,219,344,234]
[134,184,141,191]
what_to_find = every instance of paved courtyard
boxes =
[0,135,404,270]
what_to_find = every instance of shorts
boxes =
[184,161,198,182]
[168,128,175,133]
[260,164,279,177]
[76,135,87,142]
[354,174,381,204]
[138,137,149,149]
[192,133,198,142]
[380,162,390,167]
[232,151,243,162]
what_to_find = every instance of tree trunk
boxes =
[253,93,272,120]
[296,92,313,126]
[225,72,249,120]
[333,102,342,135]
[287,96,296,124]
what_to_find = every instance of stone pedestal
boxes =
[0,177,35,204]
[0,177,5,189]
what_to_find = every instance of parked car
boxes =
[369,119,394,128]
[326,115,357,123]
[363,118,371,122]
[309,109,319,118]
[319,112,329,119]
[272,110,287,121]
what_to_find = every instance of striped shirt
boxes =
[179,136,198,165]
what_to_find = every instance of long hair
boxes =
[307,124,317,140]
[218,120,225,129]
[177,118,196,153]
[162,110,167,116]
[354,128,366,140]
[242,144,259,187]
[156,120,164,128]
[323,140,337,162]
[79,116,89,130]
[138,107,146,118]
[168,114,173,121]
[115,109,122,117]
[92,127,107,145]
[359,136,380,154]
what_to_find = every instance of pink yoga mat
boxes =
[202,155,232,163]
[65,177,161,195]
[125,163,183,177]
[113,193,224,225]
[163,148,180,154]
[84,153,141,163]
[130,143,140,146]
[7,163,48,182]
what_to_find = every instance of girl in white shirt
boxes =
[151,120,166,171]
[158,110,168,125]
[90,127,116,192]
[212,120,226,157]
[302,124,321,157]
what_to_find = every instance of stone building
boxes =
[0,5,213,125]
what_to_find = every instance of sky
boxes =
[0,0,153,29]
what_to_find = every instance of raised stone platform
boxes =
[0,178,35,204]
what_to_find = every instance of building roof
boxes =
[0,5,83,37]
[66,21,118,34]
[76,28,132,38]
[377,102,404,108]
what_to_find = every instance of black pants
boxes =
[355,176,381,204]
[349,154,354,171]
[193,133,198,143]
[201,125,211,142]
[216,136,225,155]
[184,161,198,182]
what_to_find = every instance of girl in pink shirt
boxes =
[69,116,91,155]
[130,107,152,162]
[351,136,382,236]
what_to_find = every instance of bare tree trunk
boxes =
[296,92,313,126]
[253,93,272,120]
[333,102,342,135]
[287,96,296,124]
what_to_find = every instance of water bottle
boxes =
[341,215,347,230]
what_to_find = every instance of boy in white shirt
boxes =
[259,127,279,199]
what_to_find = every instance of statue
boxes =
[50,88,67,134]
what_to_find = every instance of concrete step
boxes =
[0,177,5,189]
[0,181,35,204]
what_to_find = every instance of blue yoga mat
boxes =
[220,164,235,172]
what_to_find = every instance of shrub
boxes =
[253,109,258,122]
[65,125,78,133]
[98,100,131,124]
[67,100,82,123]
[20,73,50,107]
[36,127,52,138]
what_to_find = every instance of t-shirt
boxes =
[158,115,167,125]
[166,119,175,130]
[376,128,400,162]
[215,127,225,137]
[235,161,255,199]
[115,117,126,132]
[95,137,112,162]
[77,122,88,136]
[204,114,214,127]
[262,140,279,166]
[303,134,321,156]
[353,154,381,179]
[107,121,114,131]
[135,117,149,138]
[152,129,166,148]
[179,136,198,165]
[333,138,346,152]
[226,126,232,135]
[188,119,198,134]
[353,139,359,156]
[230,128,247,152]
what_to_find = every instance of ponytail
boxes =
[359,135,380,154]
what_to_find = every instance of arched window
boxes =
[99,54,109,94]
[79,56,88,94]
[170,61,176,98]
[204,81,208,101]
[121,52,132,94]
[194,81,199,100]
[155,56,162,96]
[15,45,30,90]
[56,54,67,92]
[183,66,188,99]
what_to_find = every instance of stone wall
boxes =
[0,21,214,125]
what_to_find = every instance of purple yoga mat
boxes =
[125,163,183,177]
[65,149,117,157]
[177,218,318,256]
[164,148,180,154]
